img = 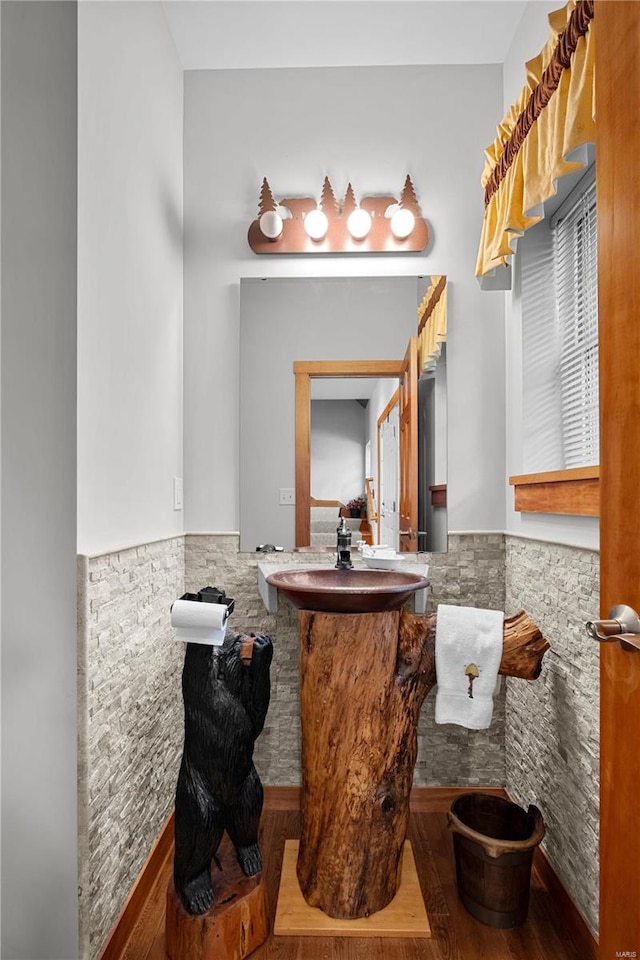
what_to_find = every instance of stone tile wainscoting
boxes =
[504,536,600,935]
[184,532,507,788]
[78,537,185,960]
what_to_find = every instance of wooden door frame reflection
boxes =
[293,359,403,548]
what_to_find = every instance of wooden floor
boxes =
[118,808,588,960]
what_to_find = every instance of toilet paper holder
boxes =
[175,585,235,618]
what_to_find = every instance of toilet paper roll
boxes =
[170,599,230,646]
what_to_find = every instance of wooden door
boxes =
[379,397,400,549]
[596,3,640,954]
[294,360,403,548]
[398,337,418,552]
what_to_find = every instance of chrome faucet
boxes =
[335,515,353,569]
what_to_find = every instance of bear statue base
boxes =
[166,834,269,960]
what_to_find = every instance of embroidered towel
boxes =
[435,603,504,729]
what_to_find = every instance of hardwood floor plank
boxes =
[106,807,591,960]
[501,919,551,960]
[406,813,449,915]
[426,913,466,960]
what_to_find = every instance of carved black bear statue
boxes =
[173,632,273,915]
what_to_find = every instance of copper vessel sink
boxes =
[265,567,429,614]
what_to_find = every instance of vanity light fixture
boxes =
[248,175,429,254]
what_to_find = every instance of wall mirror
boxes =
[239,276,447,553]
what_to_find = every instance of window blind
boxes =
[521,219,563,473]
[553,178,599,468]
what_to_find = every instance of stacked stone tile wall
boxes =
[184,532,507,788]
[78,537,185,959]
[504,535,599,935]
[417,533,506,784]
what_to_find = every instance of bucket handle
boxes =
[447,804,545,859]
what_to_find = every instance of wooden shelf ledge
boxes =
[429,484,447,508]
[509,466,599,517]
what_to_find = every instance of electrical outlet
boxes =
[279,488,295,505]
[174,477,183,511]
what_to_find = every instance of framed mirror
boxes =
[239,276,446,553]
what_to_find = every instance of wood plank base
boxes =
[274,840,431,938]
[165,836,269,960]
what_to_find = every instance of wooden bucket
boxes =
[448,793,545,928]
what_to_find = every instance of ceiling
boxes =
[162,1,528,72]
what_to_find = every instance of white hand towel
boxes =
[435,603,504,729]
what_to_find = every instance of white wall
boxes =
[311,400,366,504]
[503,1,599,550]
[1,4,79,957]
[77,1,184,555]
[184,63,506,540]
[503,0,559,106]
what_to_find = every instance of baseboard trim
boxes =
[97,809,175,960]
[409,785,507,812]
[265,785,509,813]
[264,785,302,809]
[532,845,598,960]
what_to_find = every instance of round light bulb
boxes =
[259,210,283,241]
[347,208,372,240]
[304,209,329,241]
[390,208,416,240]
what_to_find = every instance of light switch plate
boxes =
[279,488,295,505]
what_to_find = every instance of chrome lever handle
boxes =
[586,605,640,652]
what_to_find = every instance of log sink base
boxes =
[274,840,430,938]
[296,608,548,921]
[165,834,269,960]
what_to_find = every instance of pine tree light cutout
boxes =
[341,183,357,217]
[258,178,276,216]
[399,175,420,214]
[320,176,339,216]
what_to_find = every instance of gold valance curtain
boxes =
[476,0,595,287]
[417,276,447,374]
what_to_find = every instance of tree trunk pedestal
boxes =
[166,835,269,960]
[291,607,548,927]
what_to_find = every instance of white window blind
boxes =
[553,176,599,468]
[521,169,598,472]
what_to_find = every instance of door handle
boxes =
[586,605,640,652]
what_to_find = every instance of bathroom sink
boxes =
[265,567,429,614]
